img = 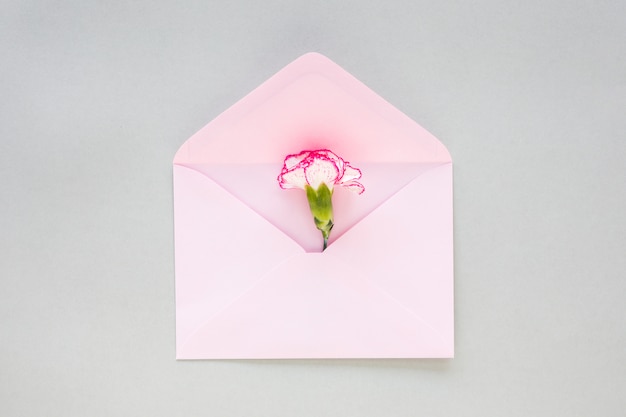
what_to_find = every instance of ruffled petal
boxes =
[314,149,344,173]
[278,166,307,189]
[339,163,362,183]
[283,150,311,170]
[304,157,340,190]
[340,180,365,194]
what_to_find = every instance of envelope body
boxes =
[173,53,453,359]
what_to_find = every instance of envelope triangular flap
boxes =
[178,254,448,359]
[173,52,451,164]
[173,165,304,347]
[327,163,454,352]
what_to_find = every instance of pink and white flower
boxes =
[278,149,364,251]
[277,149,364,194]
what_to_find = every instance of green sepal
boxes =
[305,183,334,250]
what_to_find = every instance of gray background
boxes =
[1,1,625,416]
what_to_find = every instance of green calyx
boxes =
[305,183,334,251]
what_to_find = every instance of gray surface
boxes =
[1,0,625,416]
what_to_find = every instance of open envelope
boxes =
[173,53,453,359]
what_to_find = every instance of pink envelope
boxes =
[173,53,453,359]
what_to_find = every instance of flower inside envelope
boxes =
[173,53,453,359]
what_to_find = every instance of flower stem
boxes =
[322,228,330,251]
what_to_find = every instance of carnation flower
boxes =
[278,149,364,250]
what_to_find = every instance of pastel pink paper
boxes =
[175,164,453,358]
[173,53,454,358]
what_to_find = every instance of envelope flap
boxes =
[174,53,451,165]
[178,253,448,359]
[173,165,304,345]
[326,163,454,347]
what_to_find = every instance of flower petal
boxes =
[283,150,311,170]
[314,149,344,173]
[340,180,365,194]
[278,166,307,189]
[339,163,362,183]
[304,157,340,190]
